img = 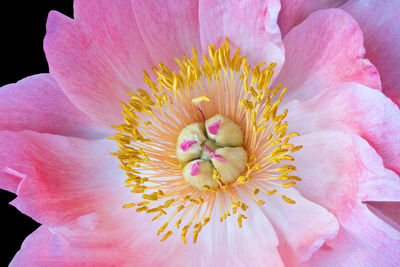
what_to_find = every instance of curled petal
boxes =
[285,83,400,176]
[0,74,105,139]
[276,9,381,102]
[0,131,126,227]
[199,0,284,69]
[341,0,400,108]
[131,0,201,69]
[44,0,154,126]
[261,188,339,265]
[278,0,347,36]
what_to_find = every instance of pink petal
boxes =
[9,224,150,266]
[0,131,126,227]
[180,140,197,152]
[261,188,339,265]
[191,161,200,176]
[131,0,201,69]
[341,0,400,108]
[276,9,381,102]
[1,167,24,194]
[199,0,284,69]
[207,120,221,135]
[12,206,284,266]
[0,74,106,139]
[10,226,53,266]
[289,131,400,265]
[307,204,400,266]
[292,131,400,207]
[291,131,400,231]
[278,0,347,36]
[2,133,284,265]
[285,83,400,177]
[44,0,154,126]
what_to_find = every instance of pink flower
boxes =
[1,0,400,266]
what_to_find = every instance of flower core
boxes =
[177,116,247,191]
[111,39,302,243]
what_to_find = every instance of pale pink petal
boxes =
[10,226,55,267]
[0,131,127,227]
[289,131,400,265]
[291,131,400,208]
[261,188,339,265]
[199,0,285,69]
[341,0,400,107]
[307,204,400,266]
[44,0,154,126]
[278,0,347,36]
[291,130,400,236]
[284,83,400,176]
[1,167,24,194]
[1,132,285,265]
[10,224,152,266]
[131,0,201,69]
[276,9,380,102]
[0,74,106,138]
[10,193,284,266]
[181,203,284,267]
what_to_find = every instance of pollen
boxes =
[110,38,302,244]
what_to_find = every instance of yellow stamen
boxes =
[111,38,303,244]
[192,96,211,104]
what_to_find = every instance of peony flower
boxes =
[1,0,400,266]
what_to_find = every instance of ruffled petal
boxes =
[131,0,201,69]
[306,204,400,266]
[278,0,347,36]
[341,0,400,107]
[290,131,400,265]
[11,207,284,267]
[261,188,339,266]
[276,9,380,101]
[44,0,154,126]
[291,131,400,207]
[10,226,54,267]
[291,131,400,231]
[199,0,284,69]
[174,204,284,267]
[0,74,106,139]
[10,225,135,267]
[284,83,400,176]
[0,130,127,227]
[2,132,285,266]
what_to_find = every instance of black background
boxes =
[1,2,73,265]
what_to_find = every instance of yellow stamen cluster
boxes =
[110,38,302,244]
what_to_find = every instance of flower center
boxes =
[177,115,247,191]
[111,38,303,244]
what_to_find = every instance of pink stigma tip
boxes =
[210,152,228,162]
[208,120,221,135]
[204,144,214,153]
[180,140,197,152]
[191,161,200,176]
